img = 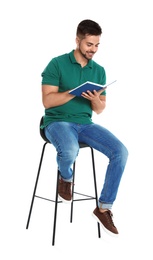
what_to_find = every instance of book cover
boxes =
[69,80,117,96]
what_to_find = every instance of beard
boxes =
[79,48,89,60]
[78,45,94,61]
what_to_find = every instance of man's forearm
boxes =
[42,91,75,109]
[91,100,106,114]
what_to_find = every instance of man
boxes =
[41,19,128,236]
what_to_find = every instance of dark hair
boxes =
[76,19,102,39]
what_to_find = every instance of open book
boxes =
[69,80,117,96]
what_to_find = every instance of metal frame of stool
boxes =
[26,119,101,246]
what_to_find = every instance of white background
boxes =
[0,0,153,259]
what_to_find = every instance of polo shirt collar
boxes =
[69,50,93,68]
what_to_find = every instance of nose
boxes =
[90,45,97,53]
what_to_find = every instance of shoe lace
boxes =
[104,210,116,227]
[63,181,74,193]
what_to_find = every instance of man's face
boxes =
[77,34,101,60]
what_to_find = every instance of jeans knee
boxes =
[58,144,79,163]
[119,143,128,165]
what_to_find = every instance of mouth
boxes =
[88,52,95,57]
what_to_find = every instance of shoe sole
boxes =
[58,194,72,204]
[92,212,119,238]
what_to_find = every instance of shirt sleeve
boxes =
[41,58,60,86]
[101,67,106,96]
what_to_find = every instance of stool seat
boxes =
[26,117,101,245]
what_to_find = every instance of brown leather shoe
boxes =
[93,207,119,236]
[58,178,73,203]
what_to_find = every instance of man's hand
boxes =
[81,89,106,114]
[81,88,106,101]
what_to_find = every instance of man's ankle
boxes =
[99,208,108,213]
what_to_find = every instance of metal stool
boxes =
[26,117,101,245]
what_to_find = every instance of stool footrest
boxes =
[35,192,96,203]
[35,195,62,203]
[73,191,96,201]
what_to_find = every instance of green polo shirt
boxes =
[41,50,106,128]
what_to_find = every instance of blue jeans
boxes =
[45,122,128,210]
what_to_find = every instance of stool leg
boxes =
[70,162,76,223]
[90,147,101,238]
[52,170,60,246]
[26,142,48,229]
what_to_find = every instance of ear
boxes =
[75,36,80,46]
